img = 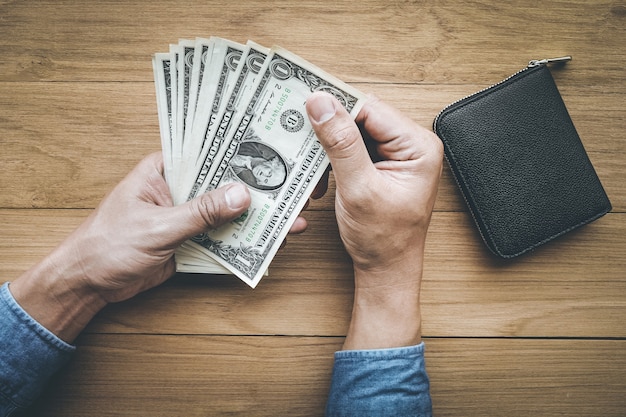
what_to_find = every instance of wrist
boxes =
[10,243,108,343]
[342,258,424,351]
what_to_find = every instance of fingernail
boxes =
[309,93,336,123]
[225,184,249,210]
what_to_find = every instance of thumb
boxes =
[163,183,251,247]
[306,92,373,187]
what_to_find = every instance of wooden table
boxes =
[1,1,624,415]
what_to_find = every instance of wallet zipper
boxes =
[433,56,572,127]
[527,56,572,68]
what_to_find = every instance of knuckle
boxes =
[425,132,445,166]
[428,130,445,156]
[193,195,223,228]
[409,129,444,168]
[323,122,359,153]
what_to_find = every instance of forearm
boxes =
[0,283,76,415]
[0,240,107,413]
[342,256,424,351]
[327,256,431,416]
[9,240,108,343]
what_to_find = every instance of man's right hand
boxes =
[306,92,443,350]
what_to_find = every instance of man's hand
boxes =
[306,92,443,350]
[10,152,251,342]
[63,152,252,303]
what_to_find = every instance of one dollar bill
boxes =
[183,46,366,288]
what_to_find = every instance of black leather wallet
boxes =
[433,57,612,258]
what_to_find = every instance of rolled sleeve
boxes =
[0,282,75,416]
[326,342,432,417]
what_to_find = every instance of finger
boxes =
[145,152,175,206]
[288,216,308,234]
[355,95,418,143]
[161,183,251,247]
[288,200,309,234]
[311,167,329,200]
[357,95,442,162]
[306,92,374,188]
[119,152,173,207]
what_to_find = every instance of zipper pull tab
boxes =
[528,56,572,68]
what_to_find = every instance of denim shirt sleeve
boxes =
[326,342,432,417]
[0,282,75,416]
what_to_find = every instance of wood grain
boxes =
[0,83,622,211]
[1,0,624,415]
[0,1,624,84]
[28,335,626,417]
[1,210,623,338]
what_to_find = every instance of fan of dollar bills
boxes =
[152,37,365,288]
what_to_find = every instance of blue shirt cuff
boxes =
[0,282,75,414]
[326,342,432,417]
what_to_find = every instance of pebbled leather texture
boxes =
[433,65,612,258]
